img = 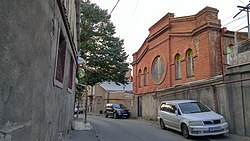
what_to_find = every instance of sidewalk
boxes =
[64,130,98,141]
[213,133,250,141]
[63,114,99,141]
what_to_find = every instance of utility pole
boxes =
[234,1,250,38]
[84,91,88,123]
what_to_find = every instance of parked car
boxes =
[158,100,229,138]
[74,106,84,114]
[105,103,130,119]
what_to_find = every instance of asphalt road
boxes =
[88,115,231,141]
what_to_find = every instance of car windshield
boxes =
[112,104,126,109]
[178,102,210,114]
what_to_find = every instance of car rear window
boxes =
[178,102,210,114]
[112,104,126,109]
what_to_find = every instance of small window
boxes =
[138,69,142,87]
[144,67,148,86]
[160,103,167,111]
[186,49,194,77]
[160,103,176,113]
[175,54,181,79]
[54,30,67,88]
[226,45,233,65]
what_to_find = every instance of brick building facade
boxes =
[132,7,235,95]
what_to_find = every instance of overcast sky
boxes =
[90,0,249,62]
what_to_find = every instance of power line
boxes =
[133,0,140,15]
[238,0,246,5]
[110,0,120,15]
[223,15,246,26]
[221,0,246,23]
[233,2,250,38]
[222,15,234,22]
[233,21,247,30]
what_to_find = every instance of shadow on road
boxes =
[162,128,229,141]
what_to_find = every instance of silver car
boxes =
[158,100,229,138]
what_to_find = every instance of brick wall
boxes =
[132,7,234,95]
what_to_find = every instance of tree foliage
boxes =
[79,0,129,86]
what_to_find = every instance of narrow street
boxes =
[87,115,230,141]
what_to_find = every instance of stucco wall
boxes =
[225,63,250,137]
[0,1,77,141]
[140,93,158,120]
[89,85,137,118]
[138,72,250,137]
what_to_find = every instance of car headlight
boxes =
[116,110,121,114]
[220,118,226,123]
[189,121,203,126]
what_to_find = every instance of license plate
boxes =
[123,114,128,115]
[209,126,221,131]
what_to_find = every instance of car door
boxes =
[160,103,177,128]
[159,103,171,127]
[169,104,182,130]
[164,103,177,128]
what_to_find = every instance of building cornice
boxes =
[147,24,171,42]
[169,22,221,37]
[131,46,149,65]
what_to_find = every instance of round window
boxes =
[151,56,165,84]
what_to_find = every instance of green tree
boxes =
[79,0,129,86]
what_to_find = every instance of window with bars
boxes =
[186,49,194,77]
[175,54,182,79]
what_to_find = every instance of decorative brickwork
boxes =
[132,7,235,95]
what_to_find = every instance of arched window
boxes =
[227,44,233,65]
[144,67,148,86]
[186,49,194,77]
[138,69,142,87]
[175,54,181,79]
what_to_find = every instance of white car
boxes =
[158,100,229,138]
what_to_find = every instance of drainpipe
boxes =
[220,27,227,81]
[76,0,80,52]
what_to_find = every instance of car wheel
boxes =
[181,124,190,139]
[105,113,108,118]
[160,119,166,130]
[113,113,117,119]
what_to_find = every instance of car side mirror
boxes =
[175,110,178,116]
